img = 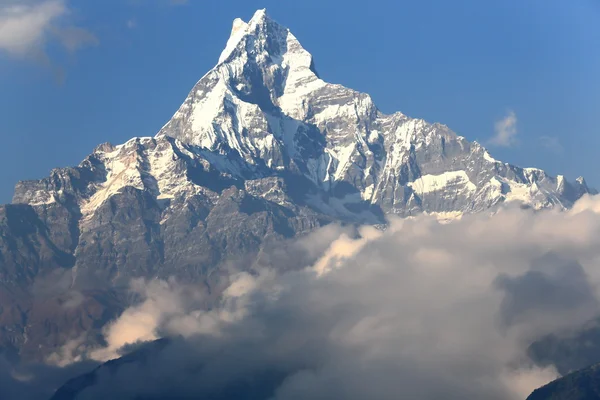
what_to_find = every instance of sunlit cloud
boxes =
[489,110,518,147]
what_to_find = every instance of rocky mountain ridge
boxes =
[14,9,592,224]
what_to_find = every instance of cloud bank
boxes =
[42,194,600,400]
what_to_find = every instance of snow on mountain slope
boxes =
[14,9,594,221]
[79,138,203,219]
[408,171,477,196]
[155,9,591,217]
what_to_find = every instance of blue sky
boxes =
[0,0,598,203]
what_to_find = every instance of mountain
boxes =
[49,339,172,400]
[530,318,600,376]
[157,9,592,217]
[51,342,600,400]
[0,9,594,363]
[527,364,600,400]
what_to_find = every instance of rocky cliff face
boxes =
[0,9,594,363]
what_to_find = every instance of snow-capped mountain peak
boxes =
[154,10,592,219]
[217,9,300,65]
[15,9,594,223]
[218,17,249,64]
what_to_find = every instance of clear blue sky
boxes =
[0,0,598,203]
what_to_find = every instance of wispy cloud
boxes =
[489,110,518,147]
[0,0,97,59]
[539,135,563,153]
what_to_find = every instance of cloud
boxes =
[489,110,518,147]
[42,195,600,400]
[51,25,98,52]
[495,255,598,333]
[0,0,97,60]
[126,18,137,29]
[539,135,563,153]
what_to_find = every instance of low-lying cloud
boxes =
[40,194,600,400]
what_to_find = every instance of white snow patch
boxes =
[425,211,464,223]
[368,130,380,143]
[28,193,57,206]
[484,151,498,163]
[362,184,375,201]
[80,149,144,218]
[556,175,565,191]
[332,143,356,181]
[408,171,476,195]
[80,138,204,220]
[502,179,536,204]
[218,18,249,64]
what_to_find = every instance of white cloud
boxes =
[0,0,96,59]
[48,195,600,400]
[489,110,518,147]
[539,135,563,153]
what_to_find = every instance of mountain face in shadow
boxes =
[528,365,600,400]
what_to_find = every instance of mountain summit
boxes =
[0,9,594,362]
[157,8,590,219]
